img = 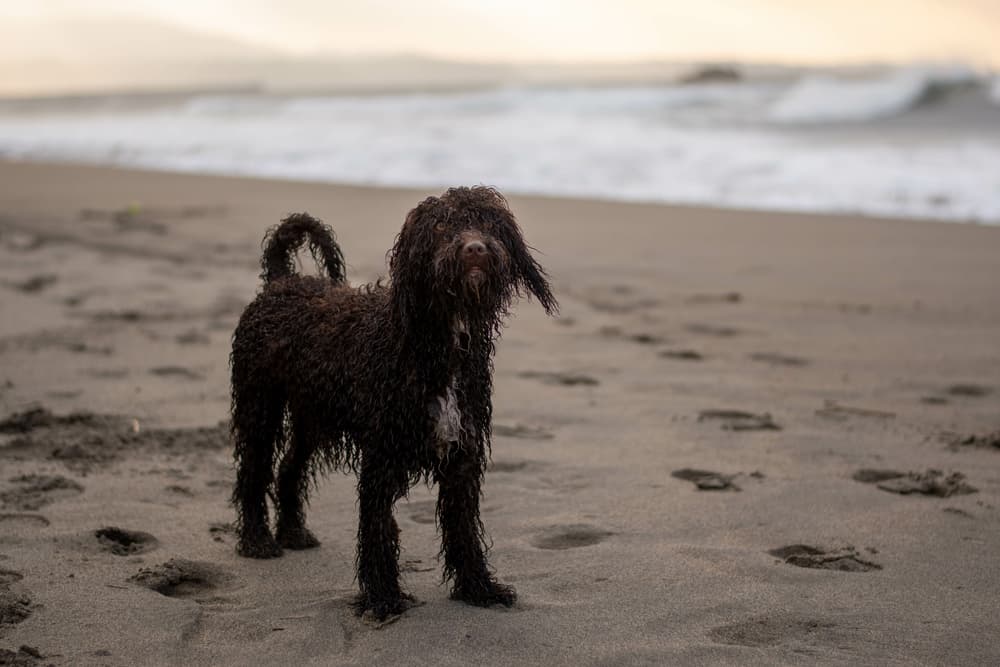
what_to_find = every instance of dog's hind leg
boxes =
[232,383,286,559]
[436,446,516,608]
[353,454,413,620]
[275,414,322,550]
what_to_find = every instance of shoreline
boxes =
[2,156,997,230]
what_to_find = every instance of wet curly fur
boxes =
[230,186,556,620]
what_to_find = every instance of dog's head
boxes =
[389,186,556,327]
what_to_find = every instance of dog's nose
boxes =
[462,240,487,257]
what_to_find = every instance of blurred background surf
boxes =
[1,3,999,223]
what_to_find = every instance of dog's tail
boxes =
[260,213,346,284]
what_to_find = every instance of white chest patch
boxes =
[431,320,470,459]
[434,381,465,447]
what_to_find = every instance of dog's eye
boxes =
[434,222,447,233]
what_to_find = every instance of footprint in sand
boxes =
[146,423,230,452]
[577,285,658,314]
[0,569,23,586]
[4,274,58,294]
[749,352,808,367]
[46,389,83,401]
[921,396,949,405]
[50,442,117,474]
[709,615,849,648]
[0,646,45,665]
[946,383,992,398]
[816,401,895,421]
[489,460,534,473]
[79,205,168,235]
[0,408,124,473]
[0,231,43,252]
[531,524,614,550]
[209,522,236,544]
[945,431,1000,451]
[627,333,666,345]
[0,590,33,627]
[0,513,50,528]
[852,469,907,484]
[493,424,554,441]
[768,545,881,572]
[0,408,230,469]
[1,475,83,511]
[175,330,211,345]
[149,366,205,381]
[95,527,159,556]
[943,507,975,518]
[660,349,705,361]
[685,323,742,337]
[599,327,667,345]
[686,292,742,305]
[671,468,741,491]
[697,410,781,431]
[853,469,977,497]
[81,367,130,380]
[130,559,234,603]
[404,501,437,525]
[0,407,110,434]
[518,371,599,387]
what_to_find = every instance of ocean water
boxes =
[1,64,999,224]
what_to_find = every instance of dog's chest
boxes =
[433,379,464,448]
[429,320,470,458]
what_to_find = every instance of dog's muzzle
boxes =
[461,236,490,285]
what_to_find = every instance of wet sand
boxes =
[1,160,999,665]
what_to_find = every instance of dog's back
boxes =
[232,213,353,395]
[233,272,391,397]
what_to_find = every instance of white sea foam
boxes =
[0,72,998,224]
[769,65,979,124]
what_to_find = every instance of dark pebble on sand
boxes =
[671,468,740,491]
[660,349,704,361]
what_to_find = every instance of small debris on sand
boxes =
[698,410,781,431]
[854,469,977,497]
[671,468,741,491]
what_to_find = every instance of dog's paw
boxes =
[352,592,418,623]
[276,525,321,550]
[452,578,517,608]
[236,532,284,559]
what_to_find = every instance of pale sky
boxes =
[3,0,1000,66]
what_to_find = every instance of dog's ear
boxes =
[486,201,557,315]
[509,238,557,315]
[390,196,445,274]
[388,196,447,325]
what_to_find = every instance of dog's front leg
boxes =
[436,446,516,608]
[354,460,412,621]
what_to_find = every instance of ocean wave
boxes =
[0,79,998,223]
[769,65,980,124]
[174,84,776,125]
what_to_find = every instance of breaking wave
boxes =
[1,63,998,223]
[769,65,980,124]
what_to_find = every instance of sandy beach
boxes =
[1,160,998,665]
